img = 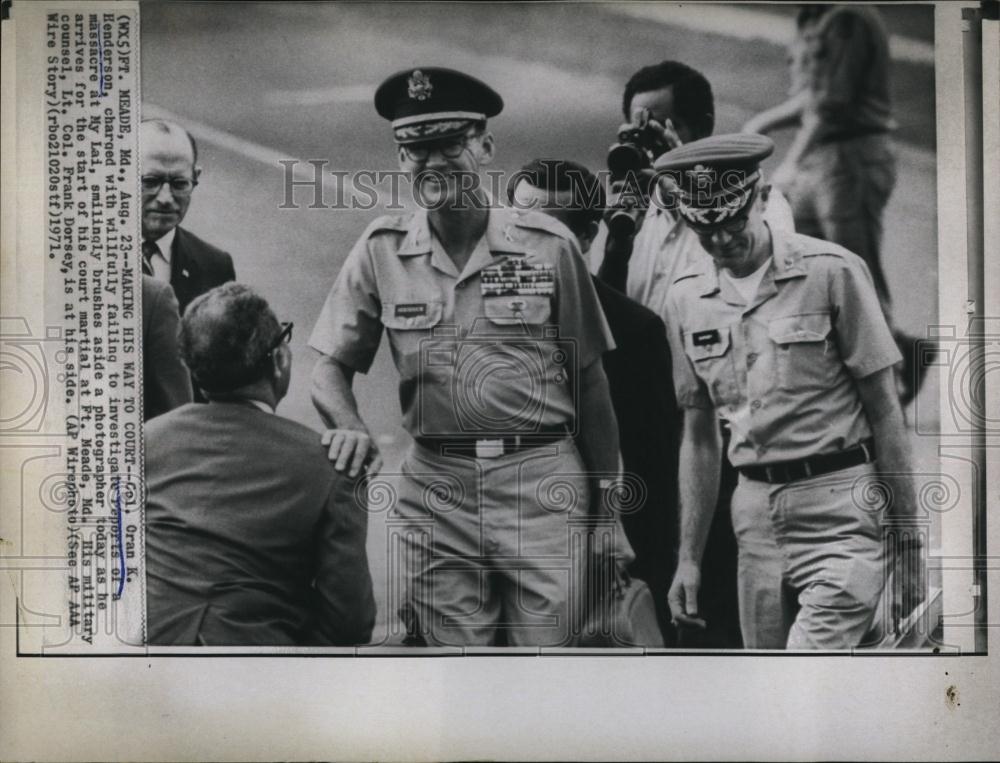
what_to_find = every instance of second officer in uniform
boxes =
[309,68,623,647]
[661,134,925,649]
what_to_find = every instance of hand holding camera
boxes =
[605,108,683,238]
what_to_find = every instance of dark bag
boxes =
[579,552,665,648]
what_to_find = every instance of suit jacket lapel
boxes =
[170,227,202,310]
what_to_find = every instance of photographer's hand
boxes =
[647,117,684,153]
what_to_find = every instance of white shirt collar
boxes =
[246,398,275,414]
[152,227,176,263]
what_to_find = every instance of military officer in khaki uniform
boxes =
[660,134,925,649]
[309,68,622,647]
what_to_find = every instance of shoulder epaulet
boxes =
[672,256,713,285]
[795,233,856,261]
[362,213,412,238]
[672,270,702,285]
[509,208,574,241]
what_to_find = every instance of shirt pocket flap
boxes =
[483,295,552,325]
[381,300,444,330]
[768,313,832,344]
[685,326,732,361]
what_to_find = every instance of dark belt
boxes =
[415,426,570,459]
[819,125,890,144]
[739,439,875,484]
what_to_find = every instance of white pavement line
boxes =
[263,84,373,107]
[607,3,935,66]
[144,103,295,169]
[143,103,345,194]
[146,87,935,177]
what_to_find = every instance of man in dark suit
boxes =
[139,118,236,315]
[145,283,376,646]
[510,159,680,643]
[140,118,235,404]
[142,274,192,420]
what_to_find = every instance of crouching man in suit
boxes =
[142,274,192,421]
[145,283,376,646]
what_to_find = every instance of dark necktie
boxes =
[141,240,158,277]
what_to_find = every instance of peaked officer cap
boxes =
[654,133,775,227]
[374,67,504,144]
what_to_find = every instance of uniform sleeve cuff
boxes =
[849,350,903,380]
[307,342,376,375]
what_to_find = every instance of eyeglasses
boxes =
[400,133,479,162]
[269,321,294,352]
[141,175,199,196]
[684,214,751,237]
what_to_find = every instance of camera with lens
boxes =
[605,108,672,237]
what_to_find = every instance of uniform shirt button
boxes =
[757,445,767,456]
[457,280,466,289]
[747,352,758,366]
[406,317,415,327]
[751,399,761,410]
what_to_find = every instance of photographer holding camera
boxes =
[599,61,794,306]
[309,68,623,647]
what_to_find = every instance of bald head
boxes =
[141,119,198,165]
[140,119,200,240]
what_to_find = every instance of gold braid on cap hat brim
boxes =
[394,118,477,142]
[677,170,759,227]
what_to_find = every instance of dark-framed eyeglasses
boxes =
[683,213,752,237]
[400,134,478,162]
[269,321,294,351]
[141,175,199,196]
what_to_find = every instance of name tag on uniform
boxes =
[481,261,555,297]
[693,329,721,347]
[395,303,428,318]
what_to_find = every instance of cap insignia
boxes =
[408,69,433,101]
[686,163,716,183]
